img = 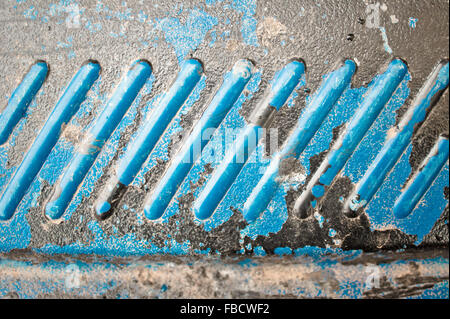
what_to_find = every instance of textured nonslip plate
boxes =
[0,0,449,261]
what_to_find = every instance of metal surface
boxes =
[1,248,448,299]
[0,0,449,298]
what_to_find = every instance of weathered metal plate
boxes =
[0,0,448,299]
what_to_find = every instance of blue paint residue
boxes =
[1,1,448,256]
[409,17,418,29]
[156,9,218,62]
[231,0,259,47]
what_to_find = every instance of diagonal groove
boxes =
[95,58,203,219]
[242,59,356,222]
[143,59,254,220]
[0,61,101,221]
[45,60,152,220]
[0,60,48,145]
[193,59,305,220]
[345,61,449,215]
[394,135,449,219]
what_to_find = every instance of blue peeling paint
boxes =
[409,281,449,299]
[56,76,150,222]
[144,59,253,220]
[274,247,292,256]
[23,5,38,20]
[0,62,101,221]
[95,59,203,218]
[45,60,151,220]
[364,138,448,244]
[231,0,258,47]
[267,60,305,110]
[0,92,47,251]
[0,61,48,145]
[379,27,393,54]
[342,74,411,184]
[347,61,449,212]
[34,220,191,256]
[160,68,261,231]
[2,254,446,298]
[133,77,205,187]
[194,125,261,220]
[294,59,408,216]
[156,9,218,63]
[65,73,152,219]
[409,17,418,29]
[394,137,449,219]
[193,60,305,220]
[243,60,356,222]
[0,0,448,256]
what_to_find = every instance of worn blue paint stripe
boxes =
[346,61,449,213]
[243,59,356,222]
[0,61,101,221]
[45,60,151,220]
[294,58,408,217]
[144,59,254,220]
[193,60,305,220]
[95,59,203,218]
[194,124,261,220]
[266,59,305,110]
[0,61,48,145]
[394,136,449,219]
